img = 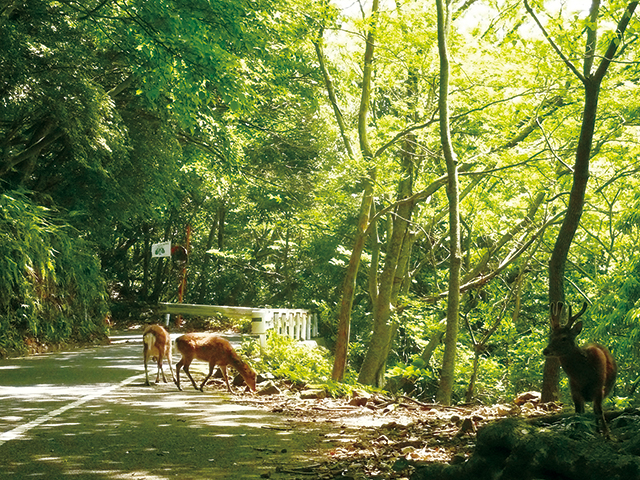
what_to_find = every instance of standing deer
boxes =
[175,333,257,393]
[542,302,617,437]
[143,324,175,385]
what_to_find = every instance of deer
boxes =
[143,324,175,385]
[542,302,617,437]
[174,333,257,393]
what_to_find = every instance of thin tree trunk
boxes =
[314,31,355,159]
[435,0,461,406]
[332,171,376,381]
[421,327,445,365]
[368,201,380,305]
[142,224,151,299]
[332,0,379,382]
[195,218,218,303]
[216,202,225,250]
[358,73,419,386]
[358,171,414,385]
[466,351,480,403]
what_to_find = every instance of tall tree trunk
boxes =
[542,79,602,402]
[434,0,461,406]
[142,223,151,299]
[332,170,376,381]
[195,217,219,303]
[358,71,419,386]
[358,158,415,385]
[531,0,638,402]
[368,201,380,305]
[216,201,225,250]
[331,0,379,381]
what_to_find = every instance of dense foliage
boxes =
[1,0,640,409]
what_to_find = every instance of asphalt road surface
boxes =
[0,332,330,479]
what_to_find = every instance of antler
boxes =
[550,302,563,329]
[567,302,588,328]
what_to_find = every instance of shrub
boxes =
[244,332,335,385]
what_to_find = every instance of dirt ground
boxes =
[225,383,559,479]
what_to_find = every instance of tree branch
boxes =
[583,0,601,77]
[462,191,545,284]
[593,1,639,81]
[523,0,586,83]
[420,209,565,303]
[314,30,355,160]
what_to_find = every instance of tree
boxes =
[433,0,462,406]
[524,0,639,402]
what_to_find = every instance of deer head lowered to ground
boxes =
[175,333,257,394]
[542,302,617,437]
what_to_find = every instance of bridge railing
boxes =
[157,303,318,343]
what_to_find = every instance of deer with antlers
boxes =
[543,302,617,437]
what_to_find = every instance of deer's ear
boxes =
[571,321,583,334]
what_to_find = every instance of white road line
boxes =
[0,373,141,447]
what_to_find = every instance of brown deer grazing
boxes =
[175,333,257,393]
[143,324,175,385]
[543,302,617,437]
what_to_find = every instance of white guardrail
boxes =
[157,303,318,347]
[251,308,318,340]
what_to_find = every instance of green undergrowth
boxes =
[0,191,110,358]
[242,332,372,398]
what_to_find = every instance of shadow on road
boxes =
[0,332,335,479]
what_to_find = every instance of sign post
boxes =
[151,241,171,258]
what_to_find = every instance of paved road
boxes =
[0,332,329,479]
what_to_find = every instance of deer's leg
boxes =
[220,365,233,393]
[156,354,165,383]
[182,361,199,391]
[198,362,216,392]
[176,358,198,391]
[570,386,585,414]
[593,394,610,438]
[166,347,176,383]
[175,358,184,390]
[143,346,151,386]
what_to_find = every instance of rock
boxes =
[300,388,327,399]
[411,415,640,480]
[514,391,542,406]
[349,389,372,406]
[349,397,368,407]
[352,388,372,399]
[494,404,515,416]
[520,402,536,414]
[257,381,281,396]
[450,414,462,424]
[256,372,274,383]
[232,373,248,387]
[455,418,476,436]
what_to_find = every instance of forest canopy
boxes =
[1,0,640,407]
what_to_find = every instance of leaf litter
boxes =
[230,383,560,479]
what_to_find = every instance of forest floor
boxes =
[231,385,559,479]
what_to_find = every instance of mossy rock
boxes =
[412,412,640,480]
